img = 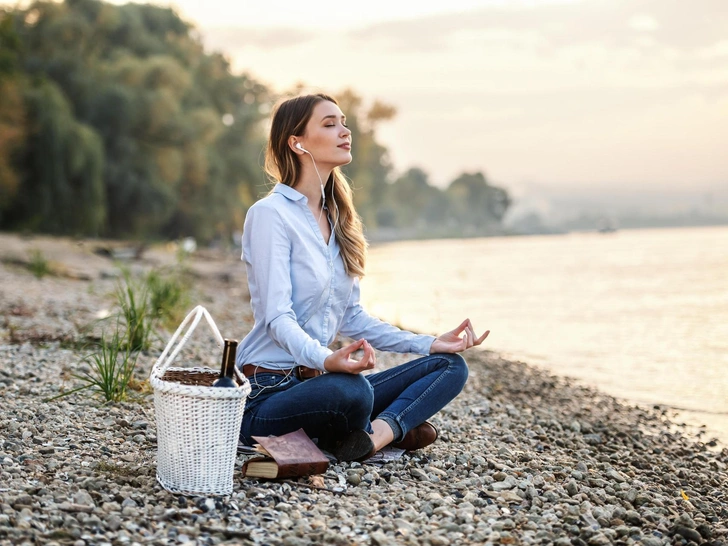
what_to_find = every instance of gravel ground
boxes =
[1,234,727,546]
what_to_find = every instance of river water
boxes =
[361,226,728,444]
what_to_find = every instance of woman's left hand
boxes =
[430,319,489,354]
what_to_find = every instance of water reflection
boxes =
[362,226,728,443]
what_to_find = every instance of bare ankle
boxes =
[370,419,395,451]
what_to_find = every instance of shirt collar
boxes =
[273,183,306,202]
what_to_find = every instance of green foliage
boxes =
[115,265,191,350]
[28,248,51,278]
[0,11,21,76]
[447,172,512,230]
[337,89,397,227]
[378,168,512,237]
[325,89,513,238]
[146,267,190,329]
[1,0,513,242]
[0,0,270,241]
[44,324,139,403]
[54,326,139,403]
[115,268,154,352]
[5,79,106,234]
[47,265,188,404]
[0,13,26,216]
[76,327,139,402]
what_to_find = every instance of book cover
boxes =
[241,428,329,479]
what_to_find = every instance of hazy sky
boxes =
[23,0,728,199]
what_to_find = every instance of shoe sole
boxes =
[333,430,375,462]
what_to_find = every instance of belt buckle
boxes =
[295,366,321,381]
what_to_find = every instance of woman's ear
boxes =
[288,136,304,154]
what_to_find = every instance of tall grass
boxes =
[47,326,139,403]
[146,268,190,330]
[76,328,139,402]
[115,267,191,350]
[28,249,51,278]
[49,265,191,404]
[116,269,154,352]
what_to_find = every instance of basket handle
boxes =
[150,305,225,379]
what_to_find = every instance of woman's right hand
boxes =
[324,338,376,374]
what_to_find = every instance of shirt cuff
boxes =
[310,346,334,372]
[410,335,436,355]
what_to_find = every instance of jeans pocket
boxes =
[248,373,296,399]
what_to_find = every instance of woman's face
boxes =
[298,100,352,167]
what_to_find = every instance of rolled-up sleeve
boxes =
[243,205,333,371]
[339,278,435,355]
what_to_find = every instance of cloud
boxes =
[627,14,659,32]
[189,0,728,192]
[346,0,728,53]
[200,27,316,53]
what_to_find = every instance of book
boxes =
[241,428,329,479]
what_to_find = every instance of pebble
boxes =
[0,243,727,546]
[409,468,430,482]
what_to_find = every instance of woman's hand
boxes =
[430,319,489,354]
[324,338,376,374]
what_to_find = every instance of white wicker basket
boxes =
[150,306,251,496]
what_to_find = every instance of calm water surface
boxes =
[361,226,728,443]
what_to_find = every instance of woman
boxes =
[237,93,489,461]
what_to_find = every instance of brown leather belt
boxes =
[242,364,322,381]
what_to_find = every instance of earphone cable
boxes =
[305,152,338,234]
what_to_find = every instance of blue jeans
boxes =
[239,353,468,446]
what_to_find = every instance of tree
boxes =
[0,12,26,219]
[447,171,511,230]
[0,0,270,241]
[7,80,105,234]
[337,89,396,228]
[386,168,449,228]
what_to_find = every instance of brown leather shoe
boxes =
[391,421,439,451]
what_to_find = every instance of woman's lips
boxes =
[338,143,351,150]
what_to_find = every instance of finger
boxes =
[365,341,376,367]
[465,319,477,343]
[465,329,473,349]
[461,327,469,348]
[359,341,371,366]
[355,340,372,367]
[355,347,375,372]
[474,330,490,345]
[367,341,377,367]
[342,338,366,357]
[450,318,469,335]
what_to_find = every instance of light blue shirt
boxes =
[237,183,435,371]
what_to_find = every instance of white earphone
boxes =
[294,141,339,233]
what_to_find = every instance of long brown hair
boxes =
[264,93,367,277]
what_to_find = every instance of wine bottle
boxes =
[212,339,238,388]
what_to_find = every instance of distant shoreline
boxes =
[366,220,728,244]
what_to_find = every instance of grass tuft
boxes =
[45,264,190,405]
[28,249,51,278]
[146,268,190,330]
[45,326,139,403]
[75,327,139,402]
[115,268,155,352]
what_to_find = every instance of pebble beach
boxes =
[1,234,726,546]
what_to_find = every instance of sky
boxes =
[9,0,728,211]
